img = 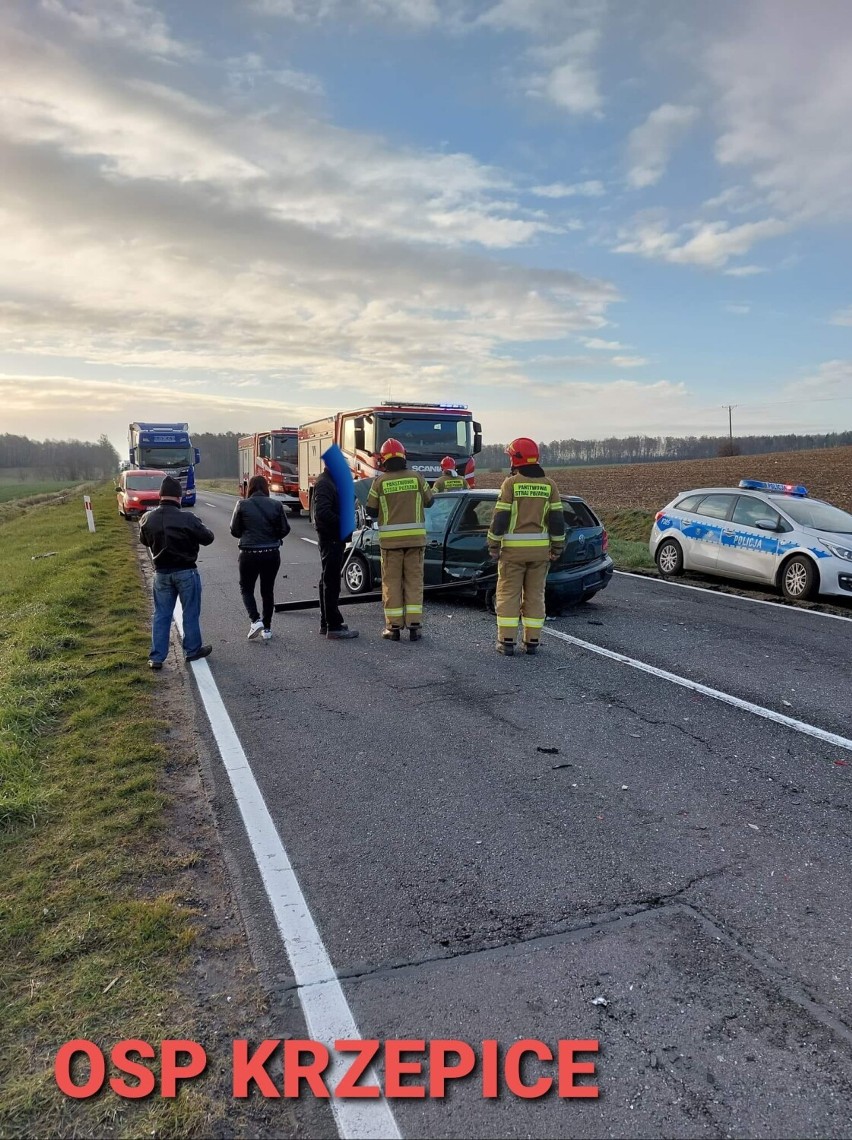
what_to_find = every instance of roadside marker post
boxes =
[83,495,96,532]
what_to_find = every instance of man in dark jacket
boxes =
[140,475,215,668]
[229,475,290,641]
[312,466,359,639]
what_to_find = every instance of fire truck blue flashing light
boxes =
[738,479,808,497]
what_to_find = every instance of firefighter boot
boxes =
[495,639,515,656]
[382,627,401,641]
[409,625,422,642]
[522,641,539,655]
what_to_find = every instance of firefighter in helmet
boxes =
[365,438,434,641]
[433,456,467,493]
[487,437,565,655]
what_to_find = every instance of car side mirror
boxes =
[473,422,482,454]
[755,519,780,531]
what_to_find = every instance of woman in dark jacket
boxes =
[229,475,290,640]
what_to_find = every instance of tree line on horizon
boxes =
[0,433,120,481]
[478,430,852,470]
[3,428,850,481]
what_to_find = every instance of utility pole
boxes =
[722,404,737,444]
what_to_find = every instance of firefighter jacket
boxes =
[487,469,565,562]
[433,474,466,492]
[366,468,434,549]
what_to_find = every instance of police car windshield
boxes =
[775,498,852,534]
[378,416,471,458]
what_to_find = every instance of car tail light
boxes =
[602,529,609,553]
[654,510,665,521]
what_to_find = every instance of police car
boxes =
[649,479,852,601]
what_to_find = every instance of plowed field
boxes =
[477,445,852,514]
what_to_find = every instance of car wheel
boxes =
[780,555,817,601]
[580,589,598,603]
[344,554,370,595]
[288,505,302,517]
[656,538,684,578]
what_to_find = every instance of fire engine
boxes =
[238,428,301,514]
[298,401,482,516]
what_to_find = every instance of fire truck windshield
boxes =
[378,416,471,458]
[139,447,192,469]
[272,436,298,464]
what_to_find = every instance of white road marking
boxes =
[542,626,852,753]
[204,502,217,507]
[614,569,852,623]
[172,604,400,1140]
[301,536,319,545]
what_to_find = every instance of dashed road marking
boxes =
[542,626,852,753]
[615,570,852,623]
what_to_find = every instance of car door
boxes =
[441,495,495,585]
[718,495,782,583]
[680,494,737,570]
[423,495,464,585]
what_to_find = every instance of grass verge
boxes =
[195,479,237,495]
[601,508,655,571]
[0,486,215,1138]
[0,481,81,504]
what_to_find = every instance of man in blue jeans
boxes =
[140,475,215,669]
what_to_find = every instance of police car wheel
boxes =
[656,539,684,578]
[288,505,302,517]
[344,554,370,594]
[781,556,816,601]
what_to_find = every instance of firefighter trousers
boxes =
[381,546,425,629]
[495,557,549,644]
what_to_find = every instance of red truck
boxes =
[238,429,301,514]
[297,401,482,517]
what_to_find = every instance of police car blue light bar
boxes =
[739,479,808,496]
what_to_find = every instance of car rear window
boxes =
[674,493,705,513]
[563,500,598,527]
[695,493,736,521]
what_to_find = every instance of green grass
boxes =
[601,508,656,571]
[0,486,213,1138]
[195,478,237,495]
[0,481,80,504]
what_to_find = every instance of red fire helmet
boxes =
[379,437,406,462]
[440,456,457,472]
[505,437,540,466]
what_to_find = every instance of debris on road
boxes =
[591,996,609,1007]
[537,746,560,754]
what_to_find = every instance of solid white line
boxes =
[172,605,400,1140]
[301,536,319,545]
[614,569,852,623]
[542,626,852,753]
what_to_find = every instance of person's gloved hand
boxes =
[488,545,500,560]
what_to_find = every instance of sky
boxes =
[2,0,852,457]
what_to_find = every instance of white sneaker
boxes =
[248,620,264,640]
[261,629,273,641]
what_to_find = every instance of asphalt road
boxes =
[177,492,852,1139]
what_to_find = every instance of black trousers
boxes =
[318,538,345,631]
[238,549,280,628]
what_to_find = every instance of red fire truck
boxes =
[298,402,482,516]
[238,428,301,514]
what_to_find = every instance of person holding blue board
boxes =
[312,444,359,640]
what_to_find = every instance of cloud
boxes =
[783,360,852,403]
[610,355,648,368]
[829,307,852,327]
[526,29,603,115]
[724,304,751,315]
[626,103,699,189]
[582,337,626,350]
[706,1,852,223]
[39,0,191,58]
[252,0,443,27]
[615,215,788,269]
[724,265,766,277]
[531,180,604,198]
